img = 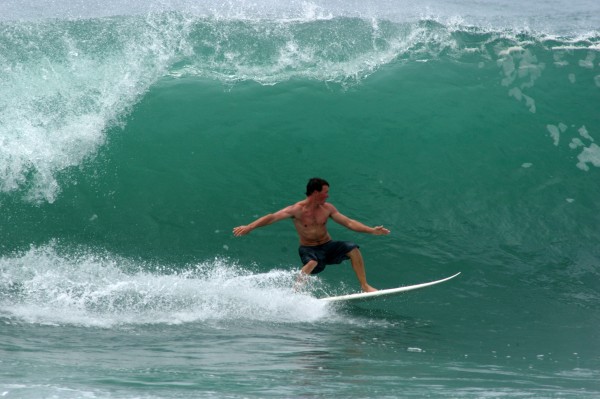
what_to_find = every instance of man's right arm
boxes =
[233,206,295,237]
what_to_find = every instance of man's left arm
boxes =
[330,207,390,235]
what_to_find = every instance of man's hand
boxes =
[233,225,252,237]
[372,225,390,235]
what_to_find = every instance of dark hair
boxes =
[306,177,329,196]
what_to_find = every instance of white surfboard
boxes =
[320,272,461,303]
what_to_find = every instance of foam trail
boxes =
[0,244,330,327]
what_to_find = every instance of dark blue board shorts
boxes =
[298,240,359,274]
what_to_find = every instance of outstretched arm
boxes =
[330,209,390,235]
[233,206,294,236]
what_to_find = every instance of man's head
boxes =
[306,177,329,197]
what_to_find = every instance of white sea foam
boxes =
[3,0,600,35]
[0,13,194,202]
[0,244,331,327]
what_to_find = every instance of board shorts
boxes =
[298,240,359,275]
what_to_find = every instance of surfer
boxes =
[233,178,390,292]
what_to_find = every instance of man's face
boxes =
[315,185,329,204]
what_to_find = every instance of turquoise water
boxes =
[1,1,600,397]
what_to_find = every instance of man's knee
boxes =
[347,247,362,258]
[301,259,318,274]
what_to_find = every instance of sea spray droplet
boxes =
[578,52,595,69]
[578,125,594,142]
[547,124,561,146]
[570,138,584,149]
[407,347,423,353]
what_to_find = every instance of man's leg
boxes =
[300,259,318,275]
[294,260,318,291]
[347,248,377,292]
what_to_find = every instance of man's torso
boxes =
[290,200,334,246]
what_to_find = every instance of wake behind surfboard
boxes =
[320,272,461,303]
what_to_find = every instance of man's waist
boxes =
[299,237,332,247]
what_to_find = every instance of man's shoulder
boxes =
[286,200,307,214]
[323,202,337,210]
[323,202,338,214]
[290,199,307,208]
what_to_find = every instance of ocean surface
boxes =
[1,0,600,397]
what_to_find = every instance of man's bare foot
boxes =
[361,284,378,293]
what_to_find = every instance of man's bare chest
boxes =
[298,208,329,226]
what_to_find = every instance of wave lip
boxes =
[1,10,599,203]
[2,0,600,34]
[0,13,194,202]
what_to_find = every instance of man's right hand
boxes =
[233,225,252,236]
[372,225,390,235]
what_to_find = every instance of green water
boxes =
[1,5,600,398]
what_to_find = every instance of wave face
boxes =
[1,1,600,398]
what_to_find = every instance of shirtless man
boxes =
[232,178,390,292]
